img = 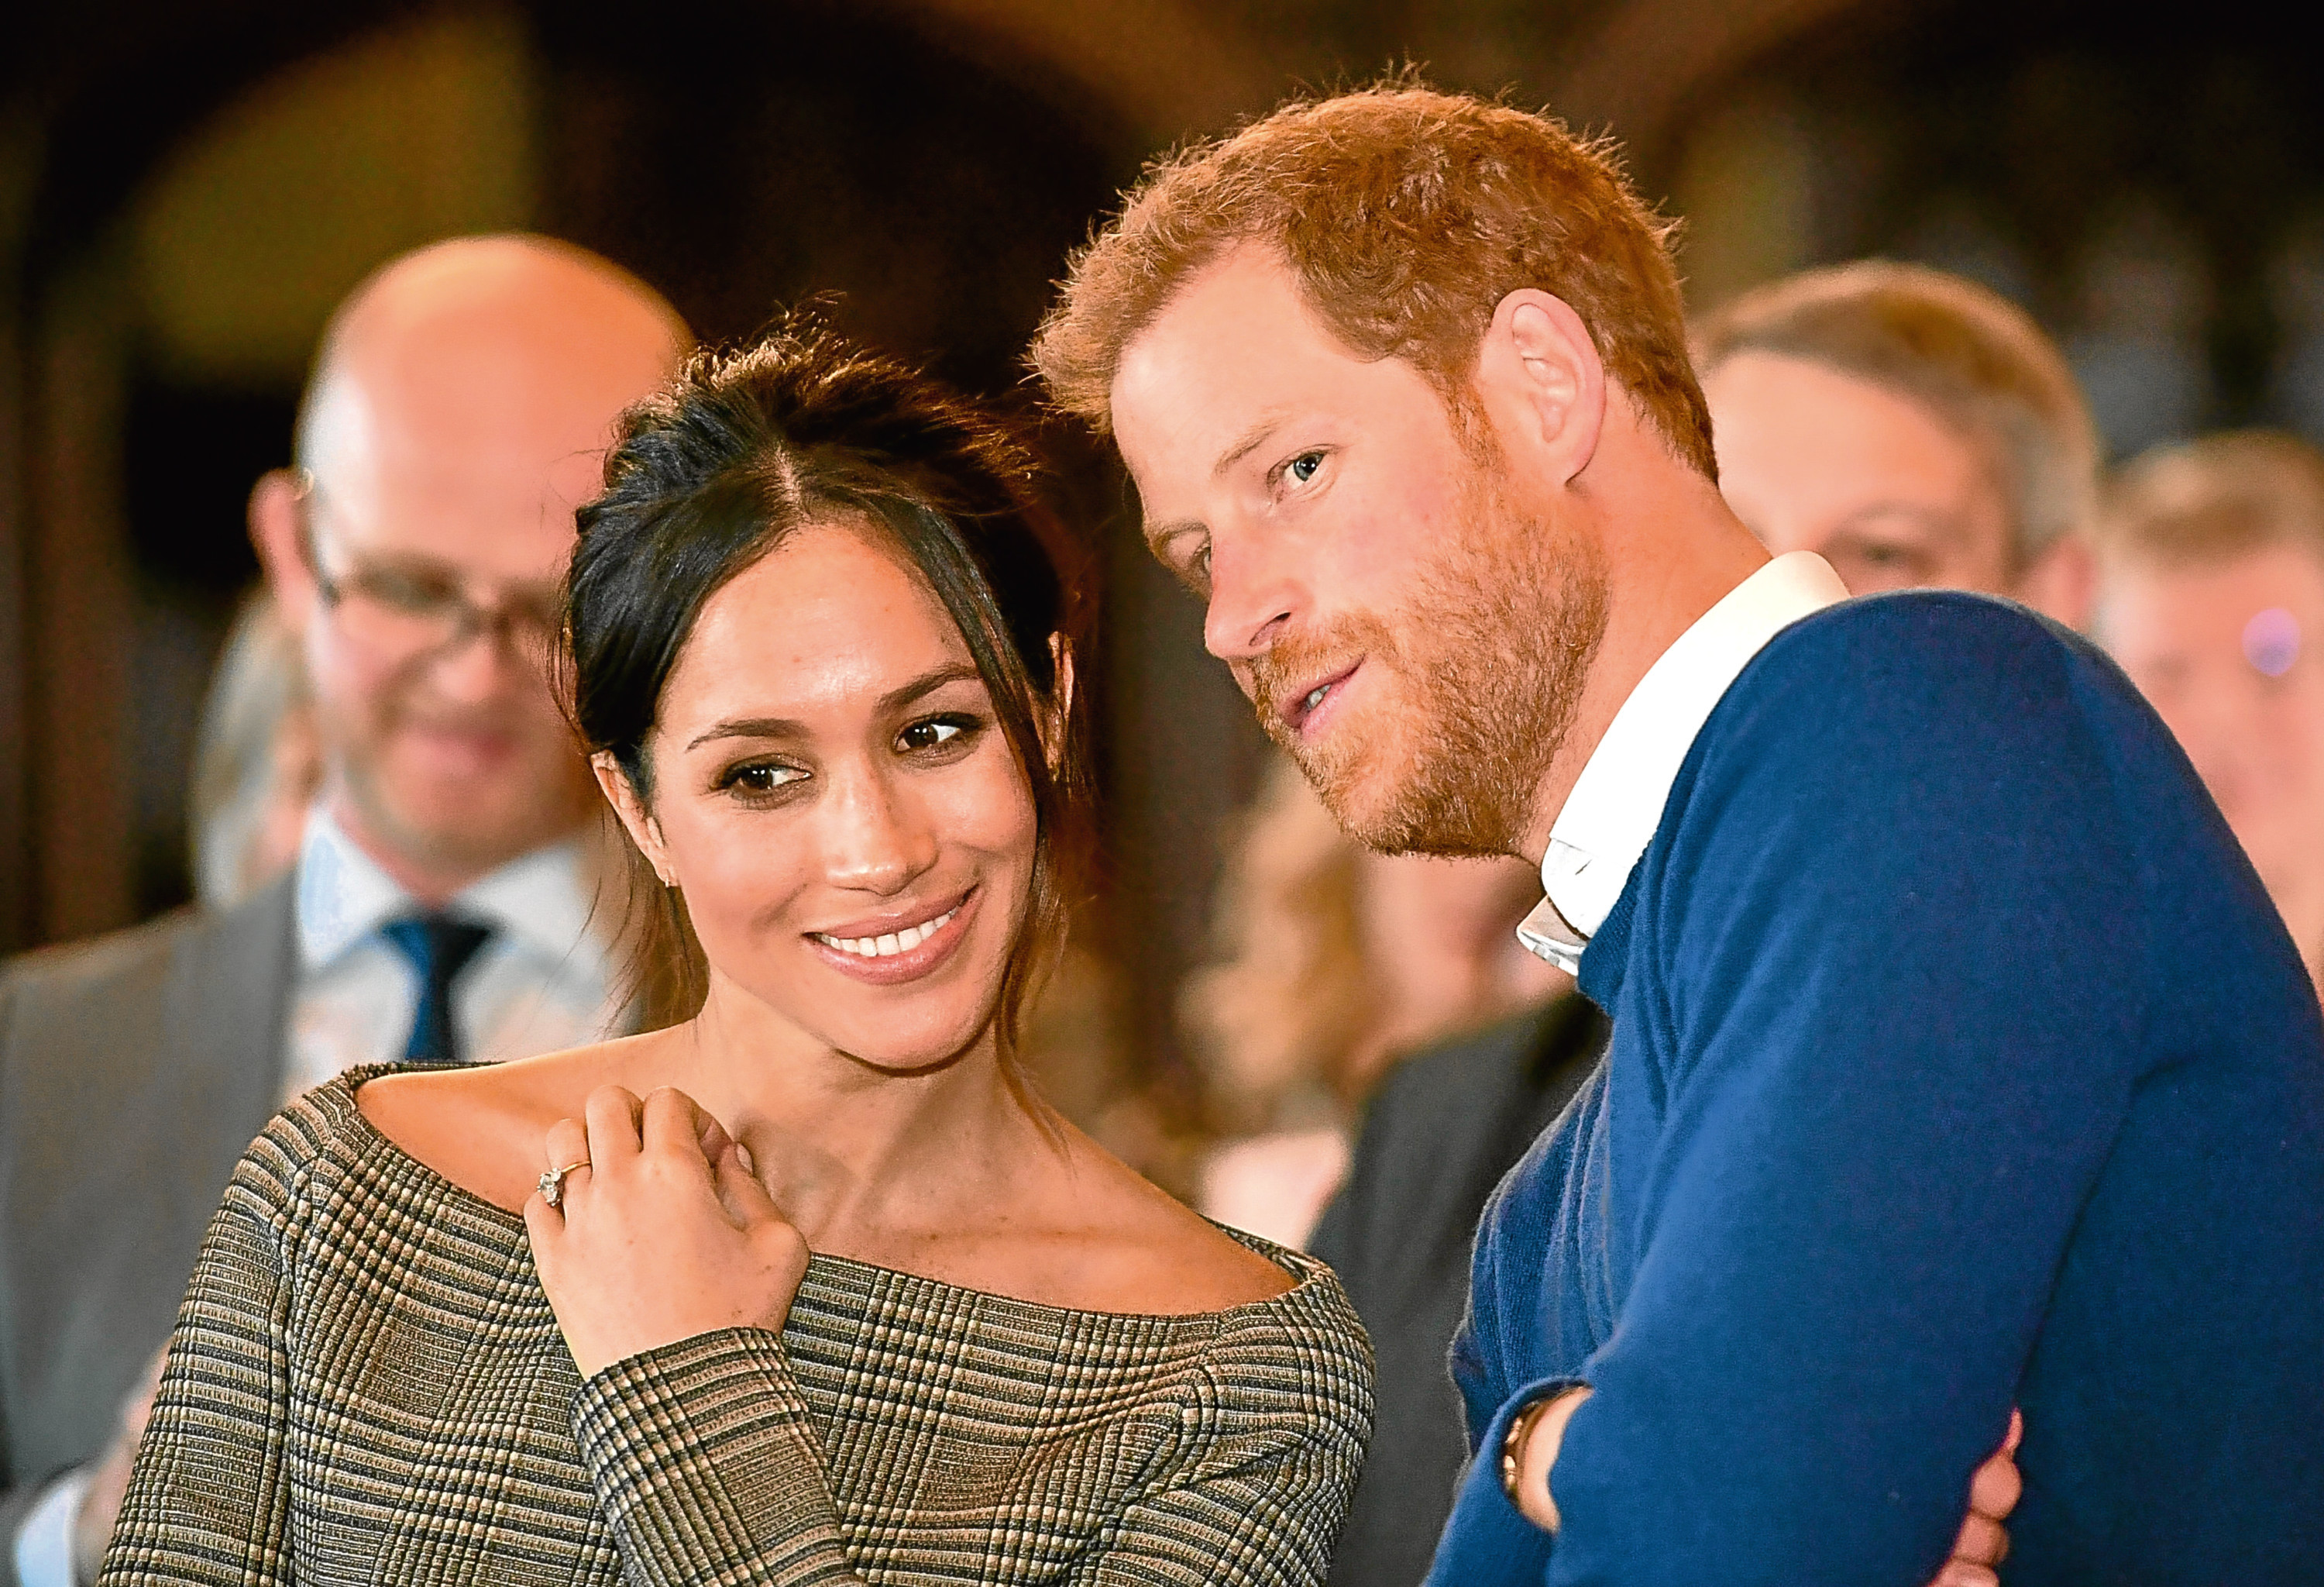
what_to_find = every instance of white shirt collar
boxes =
[1517,551,1849,970]
[294,804,605,973]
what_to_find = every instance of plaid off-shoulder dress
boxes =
[97,1071,1373,1586]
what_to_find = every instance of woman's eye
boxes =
[724,763,805,796]
[899,715,975,752]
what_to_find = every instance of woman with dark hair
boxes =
[101,326,1372,1586]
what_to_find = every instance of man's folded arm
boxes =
[1527,648,2152,1585]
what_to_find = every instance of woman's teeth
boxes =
[816,907,959,959]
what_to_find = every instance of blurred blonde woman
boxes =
[188,590,322,910]
[1183,756,1566,1247]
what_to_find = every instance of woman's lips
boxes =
[805,889,978,986]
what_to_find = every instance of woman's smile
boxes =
[804,885,979,986]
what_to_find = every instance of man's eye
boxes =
[1286,452,1325,486]
[359,567,461,614]
[511,591,566,637]
[899,717,973,752]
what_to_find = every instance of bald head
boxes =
[297,236,686,524]
[253,235,688,898]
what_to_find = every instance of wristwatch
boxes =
[1500,1393,1559,1503]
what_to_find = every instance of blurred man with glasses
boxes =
[0,235,687,1585]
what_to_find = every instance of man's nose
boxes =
[1200,531,1300,666]
[424,623,530,704]
[821,764,938,895]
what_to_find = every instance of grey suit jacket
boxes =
[0,874,295,1559]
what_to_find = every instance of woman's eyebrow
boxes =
[686,715,806,751]
[682,664,985,752]
[882,662,983,713]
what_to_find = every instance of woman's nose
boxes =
[820,766,938,893]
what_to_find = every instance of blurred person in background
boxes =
[1309,255,2104,1587]
[187,591,321,911]
[1695,260,2099,622]
[0,235,686,1586]
[1184,755,1566,1249]
[2095,432,2324,990]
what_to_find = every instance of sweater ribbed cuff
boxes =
[572,1327,857,1586]
[1421,1375,1585,1587]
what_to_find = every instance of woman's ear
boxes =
[1040,633,1078,775]
[592,752,677,888]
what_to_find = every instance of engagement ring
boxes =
[538,1160,590,1209]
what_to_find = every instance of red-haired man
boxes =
[1038,85,2324,1587]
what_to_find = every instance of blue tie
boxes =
[380,914,495,1065]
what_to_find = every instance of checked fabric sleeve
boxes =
[573,1331,855,1586]
[575,1313,1373,1587]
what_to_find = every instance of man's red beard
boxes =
[1250,473,1609,858]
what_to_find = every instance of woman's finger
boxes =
[1932,1567,1996,1587]
[641,1086,710,1162]
[583,1085,645,1170]
[543,1117,590,1174]
[1950,1512,2009,1568]
[695,1105,734,1163]
[1968,1441,2023,1521]
[710,1135,782,1227]
[522,1189,564,1258]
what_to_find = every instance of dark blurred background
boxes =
[5,0,2322,1096]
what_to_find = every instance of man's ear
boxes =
[2016,532,2098,632]
[1039,633,1077,775]
[249,470,320,621]
[592,752,676,887]
[1470,290,1607,487]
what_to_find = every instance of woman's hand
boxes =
[1933,1409,2023,1587]
[525,1084,810,1379]
[1513,1396,2023,1585]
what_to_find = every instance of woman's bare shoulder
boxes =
[1046,1136,1298,1314]
[353,1032,677,1212]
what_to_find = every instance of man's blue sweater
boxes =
[1428,594,2324,1586]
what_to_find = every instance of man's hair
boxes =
[2101,430,2324,568]
[1032,83,1716,477]
[1693,261,2099,567]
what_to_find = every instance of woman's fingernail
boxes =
[736,1142,755,1172]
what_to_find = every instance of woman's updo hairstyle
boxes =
[566,318,1091,1051]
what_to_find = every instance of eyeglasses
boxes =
[295,477,564,665]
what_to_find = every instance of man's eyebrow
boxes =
[1140,414,1293,552]
[1213,413,1287,480]
[682,663,984,752]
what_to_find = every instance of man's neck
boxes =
[322,788,552,908]
[1517,480,1772,864]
